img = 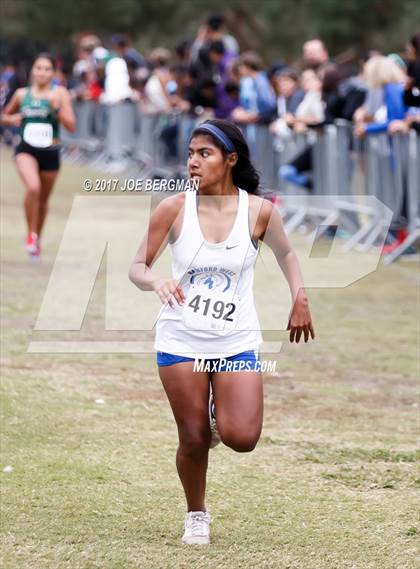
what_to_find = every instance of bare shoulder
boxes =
[249,193,274,221]
[3,88,25,112]
[152,192,185,222]
[13,88,26,102]
[58,85,71,94]
[55,85,72,99]
[247,193,276,240]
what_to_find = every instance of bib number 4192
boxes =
[182,284,240,331]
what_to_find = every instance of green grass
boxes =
[1,147,419,568]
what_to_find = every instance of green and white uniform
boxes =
[19,87,59,148]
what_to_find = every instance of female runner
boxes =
[1,53,75,259]
[129,118,315,545]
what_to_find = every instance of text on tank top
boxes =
[154,188,263,357]
[20,87,59,148]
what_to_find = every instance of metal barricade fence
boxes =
[176,113,198,177]
[105,101,139,161]
[61,100,105,166]
[270,128,311,233]
[365,132,405,226]
[345,131,407,252]
[274,123,417,255]
[383,129,420,263]
[61,101,419,260]
[407,130,420,236]
[253,125,279,191]
[289,124,356,243]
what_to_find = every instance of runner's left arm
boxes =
[258,199,315,343]
[56,87,76,132]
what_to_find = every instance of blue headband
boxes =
[195,123,236,153]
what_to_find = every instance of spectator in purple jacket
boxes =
[215,81,240,119]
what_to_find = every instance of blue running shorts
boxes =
[156,349,261,371]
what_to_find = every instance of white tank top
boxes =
[154,188,263,359]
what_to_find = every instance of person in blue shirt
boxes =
[231,51,277,125]
[353,55,412,256]
[354,55,407,137]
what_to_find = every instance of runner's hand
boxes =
[9,113,22,127]
[287,293,315,343]
[47,90,61,113]
[153,278,185,308]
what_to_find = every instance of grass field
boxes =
[1,146,419,569]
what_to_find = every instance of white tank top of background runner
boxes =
[154,188,263,359]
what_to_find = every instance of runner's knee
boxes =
[178,425,211,456]
[221,430,260,453]
[26,182,41,196]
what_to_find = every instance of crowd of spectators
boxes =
[1,14,419,252]
[2,15,419,138]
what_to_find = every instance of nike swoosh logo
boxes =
[226,245,239,250]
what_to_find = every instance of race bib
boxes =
[23,123,53,148]
[182,283,240,331]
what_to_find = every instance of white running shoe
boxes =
[181,510,211,545]
[25,232,39,256]
[209,385,221,448]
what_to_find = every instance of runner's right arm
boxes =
[0,89,23,127]
[129,194,186,307]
